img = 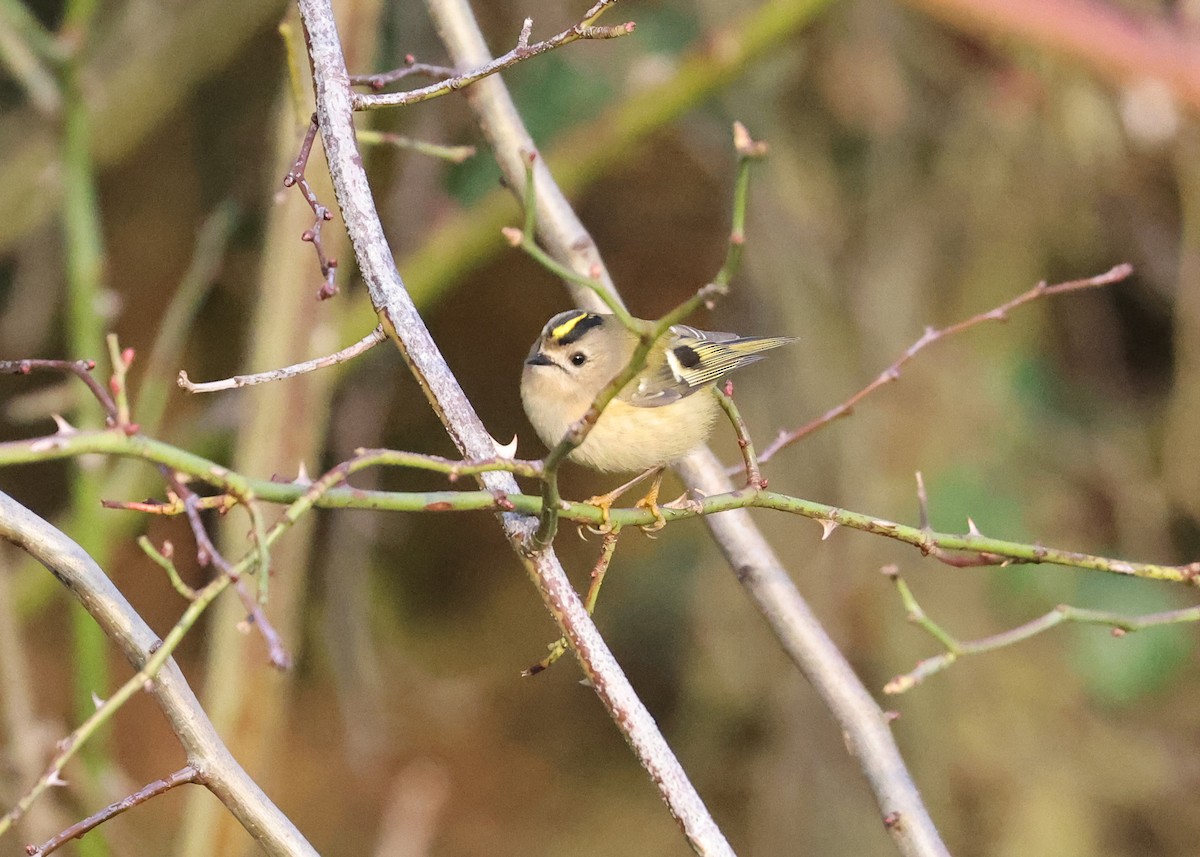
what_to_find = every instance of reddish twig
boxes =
[163,473,292,670]
[283,113,339,300]
[349,55,455,90]
[756,263,1134,467]
[715,381,766,489]
[24,765,200,857]
[0,358,118,426]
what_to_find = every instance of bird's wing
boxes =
[623,325,796,408]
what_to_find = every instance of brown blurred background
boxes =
[2,0,1199,855]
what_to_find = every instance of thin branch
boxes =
[163,473,291,670]
[104,334,135,429]
[353,2,634,110]
[714,382,764,489]
[756,264,1135,466]
[26,765,200,857]
[136,536,197,601]
[523,528,621,676]
[282,113,339,299]
[712,121,768,289]
[355,130,476,163]
[349,57,455,89]
[299,1,734,853]
[0,492,317,856]
[882,565,1200,693]
[2,427,1196,585]
[0,359,118,427]
[179,325,386,393]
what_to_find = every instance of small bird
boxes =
[521,310,795,474]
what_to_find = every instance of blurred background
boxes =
[1,0,1199,855]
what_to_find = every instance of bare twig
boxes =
[104,334,135,429]
[283,113,339,299]
[26,765,200,857]
[0,359,118,426]
[0,492,317,856]
[163,473,291,670]
[713,121,768,289]
[756,264,1135,466]
[523,528,621,676]
[179,325,386,393]
[882,565,1200,693]
[136,536,197,601]
[715,382,765,489]
[353,1,634,110]
[350,57,455,89]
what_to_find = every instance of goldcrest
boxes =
[521,310,795,473]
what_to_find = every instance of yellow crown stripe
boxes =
[551,311,592,341]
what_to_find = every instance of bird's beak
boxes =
[525,351,553,367]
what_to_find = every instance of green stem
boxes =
[60,5,112,841]
[3,429,1194,585]
[885,570,1200,693]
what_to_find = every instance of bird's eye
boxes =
[570,352,587,367]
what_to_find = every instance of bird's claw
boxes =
[582,493,617,536]
[635,493,666,534]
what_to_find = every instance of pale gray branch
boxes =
[178,325,385,393]
[0,491,318,857]
[426,1,952,855]
[296,1,735,854]
[426,0,621,315]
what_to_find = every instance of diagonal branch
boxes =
[298,2,735,854]
[27,765,200,857]
[756,263,1135,465]
[428,1,951,855]
[352,1,634,110]
[0,492,317,856]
